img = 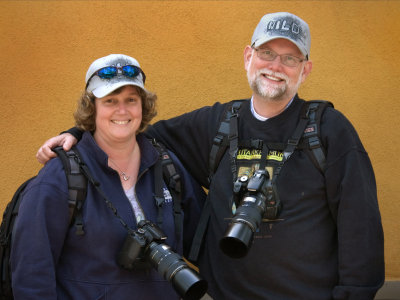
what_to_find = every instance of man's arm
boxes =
[36,132,78,164]
[146,103,227,188]
[323,110,385,299]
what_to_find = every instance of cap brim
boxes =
[87,75,145,98]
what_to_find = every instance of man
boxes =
[37,12,384,300]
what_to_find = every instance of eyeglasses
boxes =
[252,47,306,67]
[87,65,146,85]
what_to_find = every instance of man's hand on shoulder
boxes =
[36,133,78,164]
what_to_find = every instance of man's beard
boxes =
[247,68,302,101]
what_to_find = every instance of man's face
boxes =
[244,38,312,102]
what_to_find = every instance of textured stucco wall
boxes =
[1,1,399,279]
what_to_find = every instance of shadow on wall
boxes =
[374,281,400,300]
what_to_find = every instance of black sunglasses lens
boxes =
[122,65,139,78]
[97,67,117,79]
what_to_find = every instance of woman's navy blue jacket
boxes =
[11,132,206,299]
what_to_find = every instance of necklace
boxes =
[109,158,131,181]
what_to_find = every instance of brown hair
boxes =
[74,86,157,133]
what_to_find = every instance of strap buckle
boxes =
[287,138,299,146]
[213,134,224,146]
[308,136,321,149]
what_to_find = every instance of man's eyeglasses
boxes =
[87,65,146,86]
[252,47,306,67]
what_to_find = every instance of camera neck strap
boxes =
[228,102,241,182]
[79,143,182,242]
[152,139,182,245]
[211,99,313,183]
[272,101,323,181]
[77,160,135,235]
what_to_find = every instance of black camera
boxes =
[219,169,281,258]
[117,220,207,300]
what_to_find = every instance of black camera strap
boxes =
[152,140,182,245]
[270,105,310,180]
[189,101,243,262]
[208,100,244,183]
[154,158,165,228]
[273,101,331,180]
[259,142,269,171]
[228,103,241,182]
[76,159,136,235]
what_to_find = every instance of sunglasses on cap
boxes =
[86,65,146,87]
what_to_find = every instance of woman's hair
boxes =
[74,86,157,133]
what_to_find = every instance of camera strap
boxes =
[76,159,136,235]
[208,100,244,183]
[152,140,183,245]
[154,158,165,228]
[300,100,333,173]
[228,103,240,181]
[189,101,244,262]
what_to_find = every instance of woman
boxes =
[11,54,206,299]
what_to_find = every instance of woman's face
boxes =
[93,85,142,145]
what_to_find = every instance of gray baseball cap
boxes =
[85,54,146,98]
[251,12,311,59]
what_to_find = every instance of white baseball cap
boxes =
[251,12,311,59]
[85,54,146,98]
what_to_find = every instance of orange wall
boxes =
[1,1,399,279]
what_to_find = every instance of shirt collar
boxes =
[250,96,295,121]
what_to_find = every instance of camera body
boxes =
[118,220,207,300]
[220,169,281,258]
[118,220,166,270]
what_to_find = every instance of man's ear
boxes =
[301,60,313,83]
[244,45,253,71]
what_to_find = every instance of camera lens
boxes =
[172,267,208,300]
[219,196,265,258]
[147,242,207,300]
[219,221,254,258]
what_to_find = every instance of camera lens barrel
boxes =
[172,267,208,300]
[220,196,266,258]
[147,242,208,300]
[219,221,254,258]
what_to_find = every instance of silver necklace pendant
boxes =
[121,172,130,181]
[109,158,130,181]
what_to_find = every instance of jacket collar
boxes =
[79,131,159,174]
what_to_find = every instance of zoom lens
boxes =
[219,196,265,258]
[147,242,208,300]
